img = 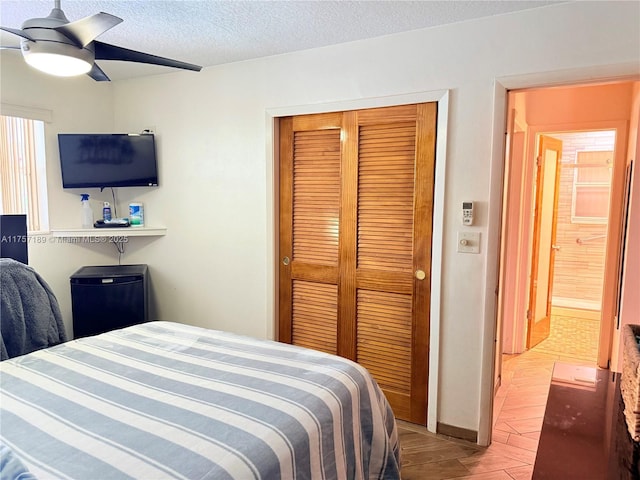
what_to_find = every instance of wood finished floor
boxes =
[398,312,600,479]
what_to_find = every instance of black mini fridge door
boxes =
[70,265,148,338]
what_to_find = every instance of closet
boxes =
[278,103,437,424]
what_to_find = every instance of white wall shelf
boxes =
[51,227,167,238]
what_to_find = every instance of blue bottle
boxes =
[103,202,112,221]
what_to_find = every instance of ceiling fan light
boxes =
[24,52,91,76]
[21,40,93,77]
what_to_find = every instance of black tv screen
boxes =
[58,133,158,188]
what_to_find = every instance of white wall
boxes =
[2,1,639,441]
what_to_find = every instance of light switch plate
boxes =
[458,232,480,254]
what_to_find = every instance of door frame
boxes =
[266,89,450,433]
[484,65,639,446]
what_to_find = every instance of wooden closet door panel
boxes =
[279,114,342,351]
[410,102,437,422]
[292,280,338,354]
[337,111,358,359]
[356,289,413,420]
[353,105,421,422]
[356,119,416,273]
[292,129,341,266]
[278,116,294,344]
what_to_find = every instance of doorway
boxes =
[488,80,639,450]
[527,130,616,365]
[499,80,635,372]
[526,130,616,363]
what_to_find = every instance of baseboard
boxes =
[436,422,478,443]
[551,297,601,312]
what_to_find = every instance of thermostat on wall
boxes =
[462,202,474,226]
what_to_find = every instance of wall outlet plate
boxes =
[458,232,480,254]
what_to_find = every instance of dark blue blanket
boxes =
[0,258,67,360]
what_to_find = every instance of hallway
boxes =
[533,309,600,363]
[399,312,599,479]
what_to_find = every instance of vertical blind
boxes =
[0,115,43,231]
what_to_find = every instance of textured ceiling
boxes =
[1,0,563,81]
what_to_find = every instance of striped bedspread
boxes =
[0,321,400,479]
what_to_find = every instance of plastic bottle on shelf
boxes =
[103,202,112,221]
[81,194,93,228]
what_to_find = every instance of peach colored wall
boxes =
[525,83,635,125]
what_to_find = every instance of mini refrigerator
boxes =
[70,264,148,338]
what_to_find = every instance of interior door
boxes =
[278,103,437,424]
[527,135,562,348]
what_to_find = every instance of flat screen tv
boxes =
[58,133,158,188]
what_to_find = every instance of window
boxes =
[571,150,613,224]
[0,114,49,232]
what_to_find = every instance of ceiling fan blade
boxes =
[55,12,123,47]
[87,62,110,82]
[0,26,34,42]
[94,41,202,72]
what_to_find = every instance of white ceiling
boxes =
[1,0,564,81]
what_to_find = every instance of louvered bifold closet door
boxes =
[355,107,417,421]
[353,104,435,424]
[279,114,342,354]
[279,104,437,425]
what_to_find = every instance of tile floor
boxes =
[399,311,600,479]
[532,312,600,363]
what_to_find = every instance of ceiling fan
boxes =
[0,0,202,81]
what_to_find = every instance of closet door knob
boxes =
[282,256,290,266]
[415,269,426,280]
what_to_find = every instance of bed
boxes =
[0,321,401,479]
